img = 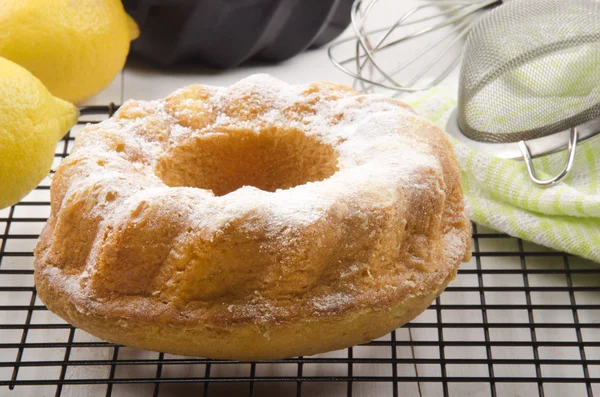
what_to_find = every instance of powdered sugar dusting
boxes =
[313,292,354,313]
[67,74,442,238]
[40,266,95,314]
[442,220,471,263]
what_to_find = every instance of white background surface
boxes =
[1,0,599,396]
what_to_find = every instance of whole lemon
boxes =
[0,57,78,209]
[0,0,139,104]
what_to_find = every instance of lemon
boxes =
[0,0,139,104]
[0,57,78,209]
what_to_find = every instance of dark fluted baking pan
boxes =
[122,0,353,69]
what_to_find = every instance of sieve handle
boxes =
[518,128,578,187]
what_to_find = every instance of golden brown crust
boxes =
[35,263,457,360]
[34,75,471,359]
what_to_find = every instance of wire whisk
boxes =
[328,0,501,93]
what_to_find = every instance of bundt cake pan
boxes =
[122,0,353,69]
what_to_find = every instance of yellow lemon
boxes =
[0,57,78,209]
[0,0,139,104]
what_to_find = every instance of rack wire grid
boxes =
[0,105,599,397]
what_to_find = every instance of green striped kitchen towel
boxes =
[403,83,600,263]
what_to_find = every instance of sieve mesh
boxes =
[457,0,600,143]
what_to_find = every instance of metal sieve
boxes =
[446,0,600,186]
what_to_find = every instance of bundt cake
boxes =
[34,75,471,360]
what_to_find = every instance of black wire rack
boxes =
[1,105,599,397]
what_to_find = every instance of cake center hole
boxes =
[156,128,338,196]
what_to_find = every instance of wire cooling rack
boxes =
[0,105,599,397]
